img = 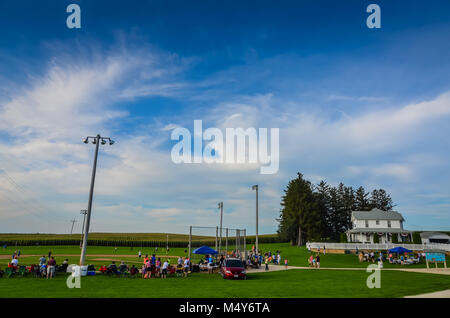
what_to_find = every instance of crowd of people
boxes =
[1,246,292,279]
[3,250,69,279]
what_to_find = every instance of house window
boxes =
[366,234,371,242]
[365,220,369,228]
[376,220,380,225]
[387,220,391,228]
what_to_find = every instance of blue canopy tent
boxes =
[193,246,218,255]
[388,246,412,254]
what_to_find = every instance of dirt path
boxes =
[247,265,450,275]
[404,289,450,298]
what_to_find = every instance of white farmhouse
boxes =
[346,208,413,243]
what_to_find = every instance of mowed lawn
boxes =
[1,243,446,269]
[1,269,449,298]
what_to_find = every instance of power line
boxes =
[70,218,77,234]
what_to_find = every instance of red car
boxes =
[220,258,247,280]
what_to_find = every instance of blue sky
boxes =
[0,0,449,234]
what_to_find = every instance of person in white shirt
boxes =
[11,257,18,268]
[162,260,169,278]
[183,258,190,277]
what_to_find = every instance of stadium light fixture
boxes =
[80,134,114,266]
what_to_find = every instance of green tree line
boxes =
[277,173,395,245]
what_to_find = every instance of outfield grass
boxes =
[0,269,449,298]
[1,243,443,269]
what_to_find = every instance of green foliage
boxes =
[412,232,422,244]
[278,173,322,246]
[373,233,379,243]
[392,233,398,243]
[339,233,348,243]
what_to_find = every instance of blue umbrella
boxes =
[388,246,412,254]
[192,246,218,255]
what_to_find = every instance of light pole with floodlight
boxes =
[80,134,114,265]
[218,202,223,253]
[252,185,259,254]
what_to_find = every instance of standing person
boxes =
[12,250,16,259]
[39,255,46,266]
[316,254,320,269]
[178,256,183,266]
[183,257,190,277]
[277,253,281,265]
[144,258,152,278]
[284,258,288,270]
[307,244,311,253]
[323,246,326,255]
[17,250,21,257]
[162,259,169,279]
[144,254,149,264]
[138,250,142,259]
[309,254,314,267]
[264,256,269,271]
[47,257,56,279]
[48,250,52,259]
[156,258,161,277]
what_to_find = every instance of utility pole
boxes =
[80,134,114,266]
[80,209,87,248]
[70,219,77,235]
[218,202,223,253]
[252,185,259,255]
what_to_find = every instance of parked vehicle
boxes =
[220,258,246,280]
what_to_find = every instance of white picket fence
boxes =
[306,242,450,252]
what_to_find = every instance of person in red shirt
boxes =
[47,257,56,279]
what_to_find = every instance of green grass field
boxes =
[0,268,449,298]
[0,243,445,269]
[1,242,449,298]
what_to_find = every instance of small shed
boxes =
[420,232,450,244]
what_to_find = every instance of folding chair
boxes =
[18,266,27,277]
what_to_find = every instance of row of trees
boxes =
[277,173,395,245]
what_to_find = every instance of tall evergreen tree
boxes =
[354,186,370,211]
[370,189,394,211]
[277,173,322,246]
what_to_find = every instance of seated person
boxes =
[11,257,19,269]
[129,265,138,275]
[39,264,47,277]
[107,261,118,274]
[99,265,107,274]
[119,261,128,273]
[59,260,69,272]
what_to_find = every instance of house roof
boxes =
[420,231,450,239]
[352,208,404,221]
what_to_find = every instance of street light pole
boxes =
[252,185,259,255]
[80,134,114,266]
[80,209,87,248]
[218,202,223,253]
